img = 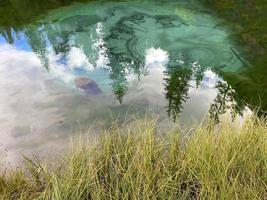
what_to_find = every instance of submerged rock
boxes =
[74,77,102,95]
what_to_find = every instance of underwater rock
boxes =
[74,77,102,95]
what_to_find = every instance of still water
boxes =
[0,0,265,163]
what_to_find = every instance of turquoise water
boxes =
[0,0,253,163]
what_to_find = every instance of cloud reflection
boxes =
[145,47,169,71]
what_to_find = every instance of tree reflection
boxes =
[0,21,248,122]
[0,2,265,122]
[164,67,192,121]
[209,80,246,124]
[110,66,128,104]
[0,27,14,44]
[24,26,50,71]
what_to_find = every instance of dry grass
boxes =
[0,116,266,199]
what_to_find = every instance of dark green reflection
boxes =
[164,67,192,121]
[202,0,267,117]
[209,81,246,124]
[0,0,93,29]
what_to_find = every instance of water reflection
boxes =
[0,0,261,163]
[0,1,248,121]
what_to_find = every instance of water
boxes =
[0,0,265,164]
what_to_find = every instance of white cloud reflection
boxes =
[0,42,247,165]
[67,47,94,71]
[93,22,110,69]
[145,47,169,71]
[0,44,112,165]
[201,69,220,89]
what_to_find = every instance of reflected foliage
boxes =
[164,67,192,121]
[110,68,128,104]
[202,0,267,117]
[0,0,266,122]
[24,27,50,70]
[0,0,93,29]
[209,81,246,124]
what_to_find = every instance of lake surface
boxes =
[0,0,266,164]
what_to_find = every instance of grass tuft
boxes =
[0,116,266,199]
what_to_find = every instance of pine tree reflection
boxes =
[164,66,192,121]
[209,80,246,124]
[0,2,265,121]
[24,27,50,71]
[110,66,128,104]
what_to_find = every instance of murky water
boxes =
[0,0,264,164]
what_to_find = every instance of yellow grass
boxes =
[0,116,266,199]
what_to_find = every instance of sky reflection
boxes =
[0,0,251,165]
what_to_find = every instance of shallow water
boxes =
[0,0,264,164]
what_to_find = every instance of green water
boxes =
[0,0,266,163]
[202,0,267,117]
